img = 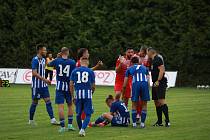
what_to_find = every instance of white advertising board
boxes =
[0,69,177,87]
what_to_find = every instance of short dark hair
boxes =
[140,46,147,54]
[131,56,139,64]
[78,48,88,59]
[126,46,133,51]
[36,44,46,51]
[105,95,114,102]
[147,47,156,52]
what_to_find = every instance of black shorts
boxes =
[152,77,168,100]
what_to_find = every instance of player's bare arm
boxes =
[147,74,150,88]
[115,56,124,73]
[32,69,51,85]
[70,80,74,97]
[91,61,103,70]
[91,83,96,94]
[122,77,128,100]
[154,65,165,87]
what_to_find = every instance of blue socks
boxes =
[132,110,137,123]
[76,114,82,129]
[60,118,65,127]
[82,114,91,130]
[45,101,54,119]
[95,116,105,124]
[29,103,37,120]
[68,115,73,124]
[141,110,147,123]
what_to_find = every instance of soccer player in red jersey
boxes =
[115,47,134,106]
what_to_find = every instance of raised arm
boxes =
[91,61,103,71]
[115,56,125,73]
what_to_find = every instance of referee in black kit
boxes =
[147,48,170,127]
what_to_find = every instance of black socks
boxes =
[161,104,170,123]
[156,106,162,124]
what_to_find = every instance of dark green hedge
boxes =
[0,0,210,86]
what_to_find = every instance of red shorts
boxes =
[114,82,131,98]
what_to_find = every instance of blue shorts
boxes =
[31,87,50,100]
[75,99,93,115]
[55,90,72,104]
[131,82,150,102]
[111,116,130,127]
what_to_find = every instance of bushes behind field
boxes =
[0,0,210,86]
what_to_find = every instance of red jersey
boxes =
[114,58,132,98]
[115,58,130,82]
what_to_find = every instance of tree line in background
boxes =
[0,0,210,86]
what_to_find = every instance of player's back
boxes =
[50,58,76,91]
[70,66,95,99]
[127,65,149,84]
[111,101,130,118]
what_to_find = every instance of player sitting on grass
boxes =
[122,56,150,128]
[89,95,130,127]
[70,58,95,137]
[48,47,76,132]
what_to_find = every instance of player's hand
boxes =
[44,79,51,85]
[57,52,62,58]
[73,97,76,105]
[119,55,125,64]
[154,81,159,87]
[98,123,105,127]
[97,60,103,66]
[121,95,126,102]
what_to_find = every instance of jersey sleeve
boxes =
[48,59,56,67]
[90,70,95,84]
[156,57,164,67]
[70,70,76,82]
[31,59,38,70]
[125,68,130,77]
[110,103,116,113]
[72,60,76,70]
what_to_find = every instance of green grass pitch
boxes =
[0,85,210,140]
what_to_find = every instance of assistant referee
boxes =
[147,48,170,127]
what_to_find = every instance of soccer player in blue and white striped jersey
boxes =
[29,44,58,126]
[70,58,95,137]
[48,47,76,132]
[122,56,150,128]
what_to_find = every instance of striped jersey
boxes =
[48,58,76,91]
[70,66,95,99]
[125,64,149,84]
[31,56,47,88]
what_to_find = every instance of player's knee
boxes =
[45,99,51,104]
[32,100,38,105]
[132,102,137,110]
[68,101,73,106]
[44,98,51,103]
[102,113,108,118]
[154,100,160,107]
